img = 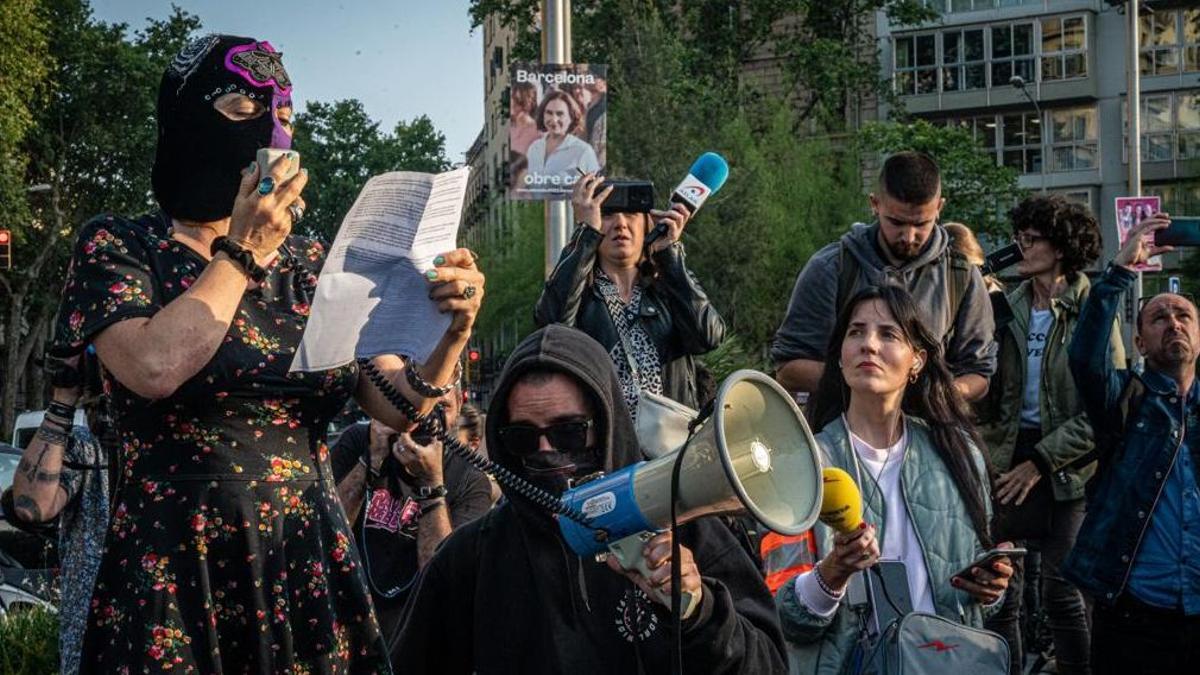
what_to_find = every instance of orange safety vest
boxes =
[760,530,817,595]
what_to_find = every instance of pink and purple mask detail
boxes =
[224,41,294,149]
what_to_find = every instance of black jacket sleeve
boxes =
[676,518,788,674]
[651,242,726,356]
[534,225,602,328]
[330,422,369,483]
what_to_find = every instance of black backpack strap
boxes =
[942,250,972,345]
[835,242,859,313]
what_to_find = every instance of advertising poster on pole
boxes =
[508,62,607,200]
[1115,196,1162,272]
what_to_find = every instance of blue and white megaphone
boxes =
[557,370,823,616]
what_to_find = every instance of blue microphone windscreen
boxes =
[689,152,729,193]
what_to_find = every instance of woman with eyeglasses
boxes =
[976,194,1124,675]
[777,284,1012,673]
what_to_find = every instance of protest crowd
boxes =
[6,32,1200,675]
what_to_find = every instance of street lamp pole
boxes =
[1128,0,1144,366]
[542,0,572,278]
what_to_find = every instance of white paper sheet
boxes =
[290,166,470,372]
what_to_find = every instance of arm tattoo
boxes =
[13,495,44,523]
[35,425,70,447]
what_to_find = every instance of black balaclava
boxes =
[152,34,293,222]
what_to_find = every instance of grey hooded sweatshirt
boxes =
[771,222,997,379]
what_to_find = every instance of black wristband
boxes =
[46,400,77,420]
[415,484,448,501]
[211,236,267,282]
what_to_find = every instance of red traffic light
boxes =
[468,349,481,362]
[0,230,9,244]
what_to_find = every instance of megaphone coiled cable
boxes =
[357,358,592,526]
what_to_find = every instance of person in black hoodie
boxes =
[389,324,786,674]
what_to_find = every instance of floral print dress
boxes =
[54,213,390,674]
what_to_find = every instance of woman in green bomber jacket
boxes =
[777,284,1013,674]
[977,195,1124,675]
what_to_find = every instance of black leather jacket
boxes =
[533,225,726,409]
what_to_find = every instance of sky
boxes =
[91,0,485,163]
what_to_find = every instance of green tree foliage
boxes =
[859,119,1027,237]
[1,1,199,436]
[292,101,451,241]
[469,0,932,128]
[0,0,49,240]
[467,1,871,366]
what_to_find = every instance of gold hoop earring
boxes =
[909,370,919,384]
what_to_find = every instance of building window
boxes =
[991,23,1036,86]
[1147,182,1200,215]
[1049,106,1098,172]
[1002,111,1041,173]
[922,0,1041,13]
[1141,9,1200,76]
[1125,90,1200,162]
[942,29,987,91]
[1040,16,1087,81]
[944,104,1098,175]
[1059,190,1092,210]
[894,16,1086,95]
[1178,92,1200,159]
[895,34,939,95]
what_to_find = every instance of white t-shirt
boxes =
[1020,309,1054,428]
[796,421,936,616]
[524,133,600,187]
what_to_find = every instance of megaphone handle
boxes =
[608,532,698,620]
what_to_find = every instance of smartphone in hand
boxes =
[1155,217,1200,247]
[256,148,300,182]
[951,547,1027,583]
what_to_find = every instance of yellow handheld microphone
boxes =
[819,467,864,534]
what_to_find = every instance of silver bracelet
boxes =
[813,565,846,599]
[405,361,461,398]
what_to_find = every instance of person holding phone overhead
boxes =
[776,284,1012,673]
[534,171,725,417]
[48,34,483,673]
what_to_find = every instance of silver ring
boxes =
[462,285,477,299]
[288,203,304,224]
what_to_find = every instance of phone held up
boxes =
[1155,216,1200,248]
[256,147,301,182]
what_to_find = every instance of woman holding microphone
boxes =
[778,284,1012,673]
[534,171,725,418]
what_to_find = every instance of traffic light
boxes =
[0,229,10,270]
[468,349,481,362]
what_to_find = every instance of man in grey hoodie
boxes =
[772,151,997,401]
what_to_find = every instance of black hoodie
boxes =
[389,325,786,674]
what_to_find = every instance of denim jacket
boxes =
[1065,264,1192,605]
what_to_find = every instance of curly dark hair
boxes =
[1009,194,1102,276]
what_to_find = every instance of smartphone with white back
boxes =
[256,148,300,181]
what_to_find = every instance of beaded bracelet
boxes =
[813,565,846,599]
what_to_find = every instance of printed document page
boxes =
[291,166,469,372]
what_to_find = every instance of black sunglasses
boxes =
[497,420,593,455]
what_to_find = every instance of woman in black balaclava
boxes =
[46,34,484,674]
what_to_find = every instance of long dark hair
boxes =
[807,284,994,549]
